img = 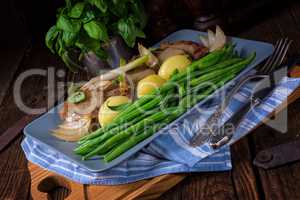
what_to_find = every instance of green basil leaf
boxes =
[57,34,65,56]
[56,7,63,18]
[135,29,145,38]
[65,0,72,9]
[76,32,99,51]
[94,48,107,59]
[45,25,59,53]
[117,16,145,47]
[69,2,85,18]
[57,15,81,33]
[130,0,147,29]
[88,0,107,13]
[109,0,128,17]
[76,32,107,59]
[62,31,77,46]
[61,51,78,72]
[117,18,133,47]
[83,20,108,41]
[81,9,95,23]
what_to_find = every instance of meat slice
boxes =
[159,40,208,60]
[157,47,186,63]
[126,67,156,83]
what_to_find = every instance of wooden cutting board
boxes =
[28,163,185,200]
[28,66,300,200]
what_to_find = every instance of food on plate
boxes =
[51,26,257,163]
[137,74,166,97]
[158,55,192,80]
[98,96,131,127]
[126,67,156,83]
[200,25,226,52]
[52,116,91,142]
[158,40,208,61]
[157,48,186,63]
[67,91,86,104]
[75,49,256,162]
[138,44,160,68]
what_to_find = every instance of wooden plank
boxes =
[159,172,236,200]
[0,41,65,199]
[252,101,300,200]
[0,137,31,200]
[0,0,30,106]
[248,1,300,200]
[0,45,29,106]
[231,138,261,200]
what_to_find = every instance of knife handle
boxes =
[254,139,300,169]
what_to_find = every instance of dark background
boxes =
[0,0,286,47]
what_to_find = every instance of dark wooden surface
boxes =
[1,0,300,199]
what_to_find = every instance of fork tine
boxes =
[266,38,291,73]
[259,39,284,74]
[260,39,282,73]
[269,39,293,72]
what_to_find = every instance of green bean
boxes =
[103,125,161,162]
[170,49,226,82]
[79,122,118,143]
[82,108,176,160]
[80,95,165,144]
[177,57,243,85]
[110,50,234,125]
[103,108,185,162]
[190,66,238,87]
[190,52,255,87]
[180,74,236,110]
[76,108,159,153]
[75,121,136,155]
[221,44,235,61]
[109,77,233,164]
[190,49,226,70]
[111,94,156,123]
[112,95,165,125]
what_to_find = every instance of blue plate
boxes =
[24,29,274,172]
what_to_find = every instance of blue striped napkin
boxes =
[21,72,300,185]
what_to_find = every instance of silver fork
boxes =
[190,38,293,147]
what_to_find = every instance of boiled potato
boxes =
[158,55,191,80]
[137,74,166,98]
[98,96,131,127]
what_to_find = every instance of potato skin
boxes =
[137,74,166,98]
[158,55,191,80]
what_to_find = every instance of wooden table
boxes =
[1,1,300,199]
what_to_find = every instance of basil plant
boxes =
[45,0,147,71]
